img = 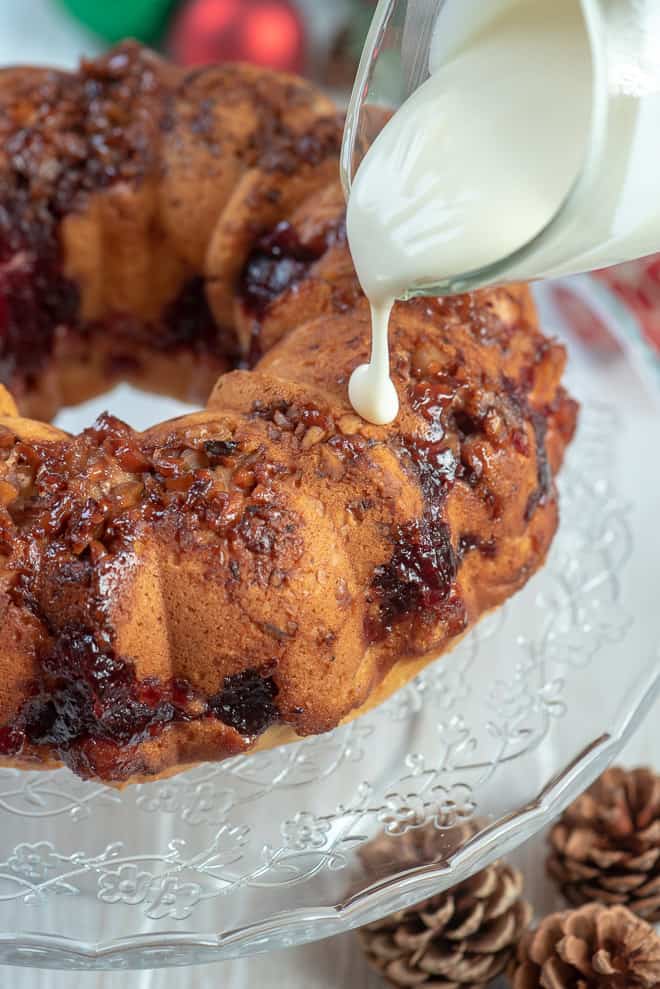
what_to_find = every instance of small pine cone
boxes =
[509,903,660,989]
[547,766,660,921]
[358,858,532,988]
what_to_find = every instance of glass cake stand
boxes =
[0,278,657,972]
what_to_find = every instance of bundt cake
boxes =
[0,43,578,783]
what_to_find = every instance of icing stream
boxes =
[348,299,399,426]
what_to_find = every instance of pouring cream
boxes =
[346,0,595,424]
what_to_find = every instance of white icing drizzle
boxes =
[348,299,399,425]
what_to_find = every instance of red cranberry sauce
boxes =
[208,669,279,737]
[239,217,347,320]
[366,347,552,643]
[0,197,79,385]
[367,435,461,643]
[0,625,279,779]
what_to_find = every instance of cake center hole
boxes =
[53,384,197,433]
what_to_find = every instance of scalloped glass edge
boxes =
[0,276,658,971]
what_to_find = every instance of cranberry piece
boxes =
[17,628,185,761]
[208,669,279,737]
[0,291,8,340]
[0,725,24,756]
[21,684,94,747]
[453,410,482,438]
[240,223,316,318]
[367,438,462,642]
[239,218,345,319]
[404,439,458,501]
[171,679,193,707]
[0,243,78,384]
[368,515,458,642]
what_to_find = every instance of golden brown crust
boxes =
[0,45,578,783]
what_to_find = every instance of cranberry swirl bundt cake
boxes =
[0,44,578,783]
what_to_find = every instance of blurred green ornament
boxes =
[57,0,177,44]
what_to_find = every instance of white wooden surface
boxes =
[0,2,657,984]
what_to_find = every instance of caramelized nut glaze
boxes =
[0,45,577,782]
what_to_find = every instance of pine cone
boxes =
[358,858,531,987]
[509,903,660,988]
[548,767,660,921]
[359,821,478,882]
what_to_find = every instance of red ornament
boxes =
[170,0,307,73]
